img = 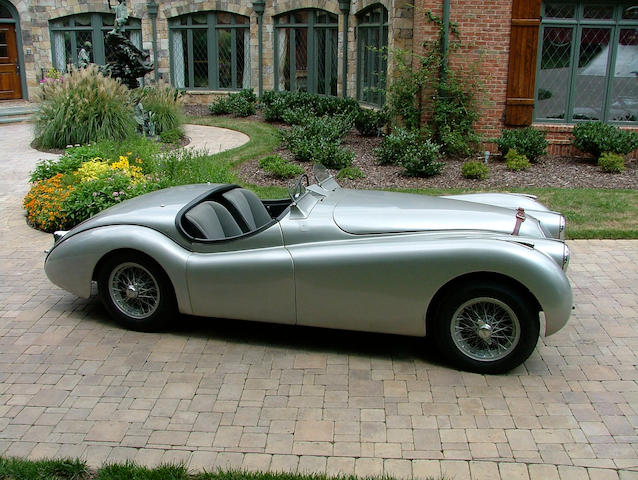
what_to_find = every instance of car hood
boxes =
[331,189,546,238]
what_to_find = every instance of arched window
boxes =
[169,12,250,90]
[50,13,142,71]
[356,4,388,105]
[274,9,338,95]
[0,4,12,18]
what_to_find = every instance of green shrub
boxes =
[261,90,359,122]
[230,96,256,117]
[259,155,304,178]
[337,166,364,180]
[34,65,136,149]
[137,84,184,134]
[573,121,638,158]
[283,134,354,169]
[281,108,314,126]
[355,108,388,136]
[282,114,354,154]
[30,155,87,183]
[598,152,625,173]
[159,128,183,144]
[505,148,531,172]
[374,128,420,165]
[461,160,489,179]
[209,96,232,115]
[496,127,548,163]
[323,146,355,169]
[398,140,445,177]
[209,89,257,117]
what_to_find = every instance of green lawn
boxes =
[0,458,446,480]
[189,117,638,239]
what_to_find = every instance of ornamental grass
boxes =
[34,65,136,149]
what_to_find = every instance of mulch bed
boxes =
[184,107,638,191]
[238,125,638,191]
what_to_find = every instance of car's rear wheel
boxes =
[98,253,175,331]
[433,281,539,374]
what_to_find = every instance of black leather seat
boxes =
[185,201,242,240]
[222,188,272,232]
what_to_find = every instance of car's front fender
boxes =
[45,225,193,314]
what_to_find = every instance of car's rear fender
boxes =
[45,225,193,314]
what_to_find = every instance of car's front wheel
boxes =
[433,281,539,374]
[98,253,175,331]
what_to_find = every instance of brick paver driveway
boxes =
[1,124,637,479]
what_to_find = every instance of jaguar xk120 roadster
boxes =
[45,165,572,373]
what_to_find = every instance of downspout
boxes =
[339,0,350,97]
[252,1,266,97]
[440,0,451,85]
[146,0,159,82]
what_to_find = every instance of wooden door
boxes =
[504,0,541,126]
[0,24,22,100]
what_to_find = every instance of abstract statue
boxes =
[102,0,153,88]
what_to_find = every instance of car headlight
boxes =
[559,216,566,241]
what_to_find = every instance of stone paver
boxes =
[1,123,638,479]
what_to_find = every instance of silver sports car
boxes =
[45,165,572,373]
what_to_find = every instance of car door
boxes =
[186,222,296,324]
[279,202,429,337]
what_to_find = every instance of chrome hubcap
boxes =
[450,297,520,362]
[109,262,160,319]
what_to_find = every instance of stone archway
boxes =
[0,0,25,100]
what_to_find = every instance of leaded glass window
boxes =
[274,9,338,95]
[49,13,142,72]
[535,2,638,124]
[169,12,250,90]
[356,4,388,105]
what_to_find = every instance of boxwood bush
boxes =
[261,90,359,122]
[598,152,625,173]
[505,148,531,172]
[461,160,489,179]
[398,140,445,177]
[572,121,638,158]
[209,89,257,117]
[374,128,420,165]
[496,127,548,163]
[355,108,388,137]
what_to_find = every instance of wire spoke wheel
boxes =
[450,297,521,362]
[108,262,160,320]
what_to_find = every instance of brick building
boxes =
[1,0,637,151]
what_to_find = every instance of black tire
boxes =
[97,253,175,331]
[433,281,539,374]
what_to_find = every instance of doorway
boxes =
[0,1,23,100]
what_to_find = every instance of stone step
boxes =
[0,115,33,124]
[0,104,37,124]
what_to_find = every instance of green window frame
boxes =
[356,4,388,106]
[169,12,250,91]
[535,2,638,124]
[50,13,142,72]
[274,9,338,95]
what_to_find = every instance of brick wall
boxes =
[412,0,513,140]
